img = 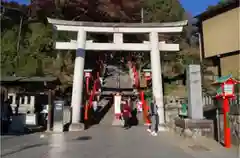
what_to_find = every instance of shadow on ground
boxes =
[1,143,47,157]
[74,136,92,141]
[1,125,45,137]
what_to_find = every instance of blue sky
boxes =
[6,0,220,16]
[180,0,220,15]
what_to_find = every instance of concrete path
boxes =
[1,126,236,158]
[99,105,115,126]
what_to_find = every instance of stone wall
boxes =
[164,96,215,139]
[164,95,240,146]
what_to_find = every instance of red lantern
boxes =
[84,71,92,78]
[214,75,238,99]
[213,75,239,148]
[143,69,152,81]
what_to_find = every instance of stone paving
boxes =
[1,126,236,158]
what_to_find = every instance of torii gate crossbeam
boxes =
[48,18,187,131]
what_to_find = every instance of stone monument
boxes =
[175,65,214,138]
[186,65,203,119]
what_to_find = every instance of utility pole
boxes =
[16,15,23,68]
[2,6,25,73]
[141,8,144,23]
[197,33,203,63]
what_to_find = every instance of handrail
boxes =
[84,77,100,120]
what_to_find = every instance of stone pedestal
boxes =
[53,122,63,132]
[69,123,84,132]
[174,118,214,138]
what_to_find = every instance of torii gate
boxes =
[48,18,187,131]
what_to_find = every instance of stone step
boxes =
[97,99,109,107]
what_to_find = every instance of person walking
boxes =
[92,97,98,112]
[1,99,13,134]
[147,96,158,136]
[121,101,132,129]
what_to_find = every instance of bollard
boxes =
[52,100,65,132]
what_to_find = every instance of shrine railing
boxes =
[84,77,101,120]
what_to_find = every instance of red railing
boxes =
[140,91,151,125]
[84,76,101,120]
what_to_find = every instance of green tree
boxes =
[143,0,185,22]
[1,0,203,95]
[1,27,19,75]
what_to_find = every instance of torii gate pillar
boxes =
[150,32,165,129]
[69,29,86,131]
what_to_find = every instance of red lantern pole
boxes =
[97,72,100,79]
[84,70,92,94]
[140,91,144,111]
[223,97,231,148]
[86,77,90,94]
[84,102,89,120]
[135,71,139,88]
[140,91,151,125]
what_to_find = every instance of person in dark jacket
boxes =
[147,96,158,136]
[121,101,132,129]
[1,99,13,134]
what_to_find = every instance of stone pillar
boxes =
[11,94,16,105]
[30,96,35,112]
[149,32,165,131]
[70,29,86,131]
[187,65,203,119]
[24,96,28,105]
[19,97,23,106]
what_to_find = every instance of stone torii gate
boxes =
[48,18,187,131]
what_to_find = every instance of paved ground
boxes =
[1,126,236,158]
